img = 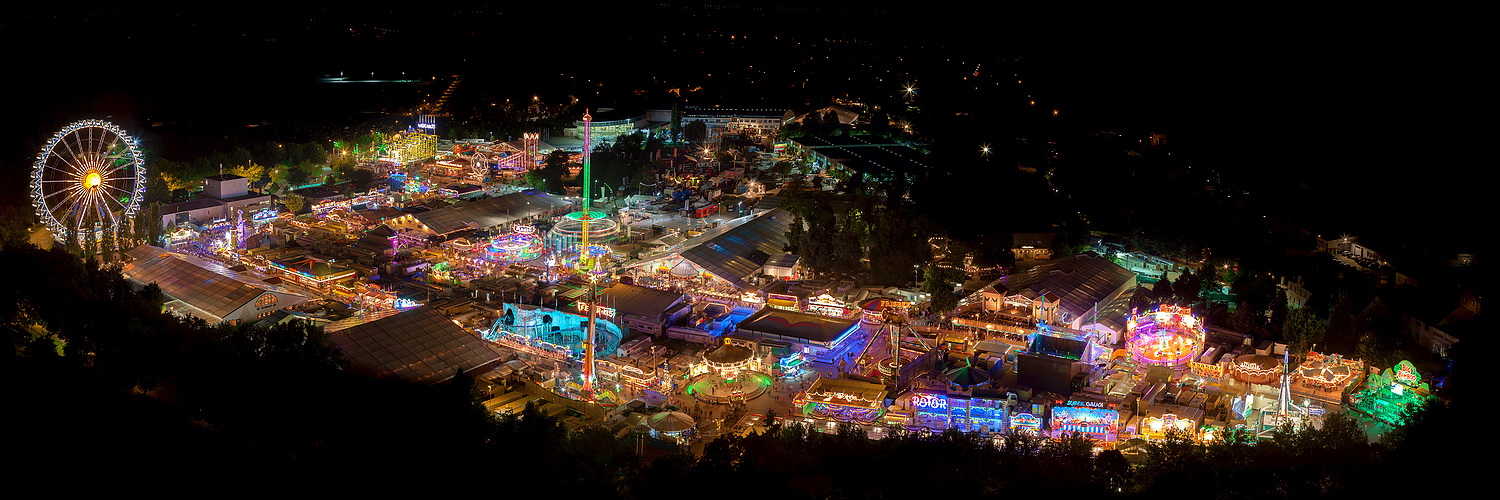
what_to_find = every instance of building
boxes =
[786,135,935,184]
[625,208,799,294]
[122,245,306,326]
[733,307,861,364]
[1012,233,1058,260]
[962,252,1138,341]
[325,306,505,385]
[648,107,794,143]
[392,190,574,238]
[158,174,274,229]
[591,283,691,336]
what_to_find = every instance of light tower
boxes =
[580,109,593,271]
[579,109,597,399]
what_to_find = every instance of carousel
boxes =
[686,342,771,404]
[1125,305,1206,370]
[482,225,544,263]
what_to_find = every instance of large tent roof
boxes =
[123,245,301,322]
[673,208,796,290]
[969,252,1136,323]
[411,190,573,235]
[737,307,858,343]
[326,306,504,385]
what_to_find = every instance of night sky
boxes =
[2,4,1483,254]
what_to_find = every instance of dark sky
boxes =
[2,4,1483,252]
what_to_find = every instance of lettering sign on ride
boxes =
[912,393,948,411]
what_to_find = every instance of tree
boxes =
[1173,269,1201,305]
[785,214,804,254]
[542,150,571,194]
[1094,449,1132,492]
[1229,301,1258,333]
[147,202,163,244]
[282,194,305,213]
[670,103,683,142]
[924,266,959,315]
[1154,275,1175,304]
[286,164,310,188]
[684,120,707,146]
[1282,306,1325,356]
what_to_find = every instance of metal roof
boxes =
[411,190,573,235]
[971,252,1136,323]
[122,245,293,322]
[737,307,858,343]
[326,306,504,385]
[597,283,686,318]
[676,208,796,290]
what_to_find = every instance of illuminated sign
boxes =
[574,301,617,319]
[912,393,948,410]
[1392,360,1420,386]
[416,123,436,130]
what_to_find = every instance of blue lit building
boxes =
[733,307,862,364]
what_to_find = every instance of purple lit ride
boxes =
[482,225,543,263]
[1125,305,1205,369]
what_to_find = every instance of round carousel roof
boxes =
[1235,354,1281,371]
[670,259,698,277]
[945,365,992,387]
[647,411,697,433]
[705,344,753,364]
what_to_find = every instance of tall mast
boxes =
[583,277,597,398]
[580,109,592,270]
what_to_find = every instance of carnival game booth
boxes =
[1125,305,1206,370]
[1134,404,1203,441]
[794,376,888,428]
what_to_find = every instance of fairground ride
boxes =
[31,120,146,243]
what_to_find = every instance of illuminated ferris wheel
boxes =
[30,120,147,241]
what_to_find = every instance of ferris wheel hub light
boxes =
[85,171,102,189]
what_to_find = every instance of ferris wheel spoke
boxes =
[40,186,78,202]
[46,150,86,175]
[101,183,137,200]
[60,133,89,174]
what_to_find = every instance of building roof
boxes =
[682,107,792,119]
[704,344,753,364]
[122,245,298,322]
[598,283,686,319]
[676,208,796,289]
[737,307,858,343]
[160,197,225,215]
[970,252,1136,324]
[1013,233,1057,248]
[204,174,246,181]
[791,135,935,178]
[411,190,573,235]
[325,306,504,385]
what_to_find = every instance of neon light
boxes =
[912,393,948,410]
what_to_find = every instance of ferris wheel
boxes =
[30,119,147,241]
